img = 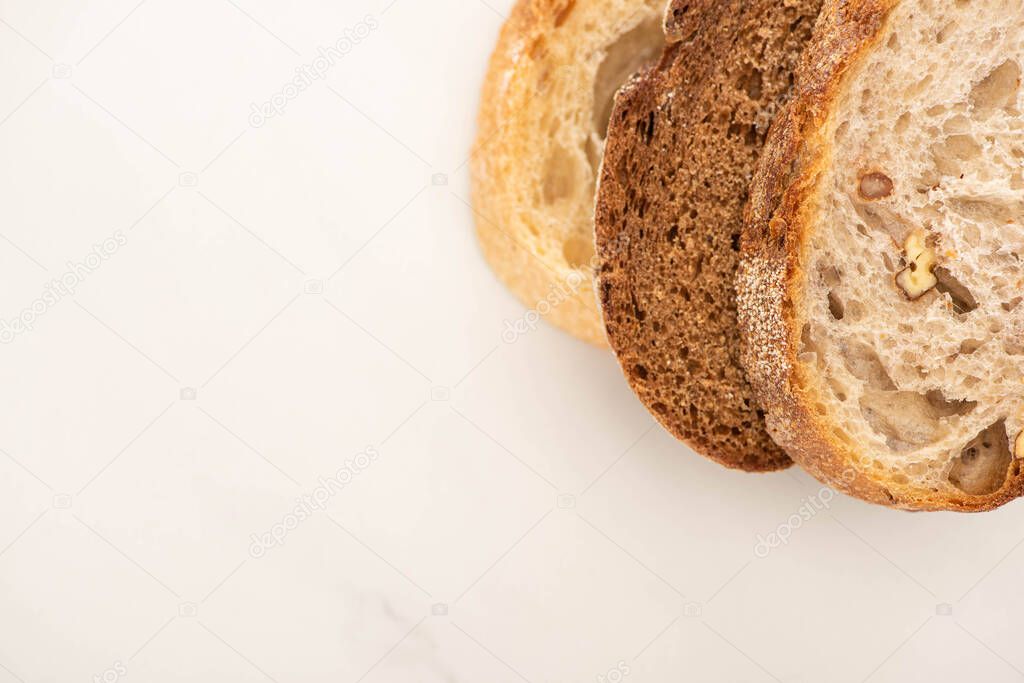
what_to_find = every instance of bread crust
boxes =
[472,0,662,346]
[594,0,824,471]
[739,0,1024,511]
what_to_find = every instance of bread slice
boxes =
[594,0,823,470]
[739,0,1024,510]
[471,0,665,346]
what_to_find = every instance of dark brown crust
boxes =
[738,0,1024,511]
[594,0,823,471]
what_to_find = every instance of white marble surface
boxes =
[1,1,1023,681]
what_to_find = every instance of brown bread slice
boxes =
[594,0,823,470]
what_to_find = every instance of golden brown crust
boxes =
[594,0,824,472]
[738,0,1024,511]
[471,0,662,347]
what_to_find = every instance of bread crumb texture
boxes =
[742,0,1024,510]
[471,0,664,346]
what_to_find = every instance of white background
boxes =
[1,1,1023,681]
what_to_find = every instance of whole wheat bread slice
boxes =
[595,0,824,470]
[739,0,1024,510]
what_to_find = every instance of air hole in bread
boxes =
[931,134,983,176]
[727,123,760,146]
[592,17,664,139]
[851,201,892,236]
[959,338,985,354]
[542,144,576,204]
[841,341,896,390]
[847,299,866,321]
[859,389,955,451]
[933,266,979,313]
[563,234,594,269]
[948,420,1011,495]
[829,378,848,402]
[948,197,1023,225]
[970,60,1021,114]
[630,291,645,322]
[827,291,845,320]
[1003,339,1024,356]
[942,114,971,134]
[925,389,976,416]
[907,461,927,476]
[1002,297,1022,312]
[820,264,842,286]
[737,68,763,100]
[916,169,941,192]
[553,0,576,27]
[908,74,933,97]
[643,111,655,143]
[936,21,956,43]
[835,120,850,143]
[859,88,874,114]
[895,112,911,134]
[799,323,820,364]
[529,37,548,62]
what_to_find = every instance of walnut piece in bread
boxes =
[895,230,938,299]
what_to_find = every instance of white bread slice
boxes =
[739,0,1024,510]
[471,0,664,346]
